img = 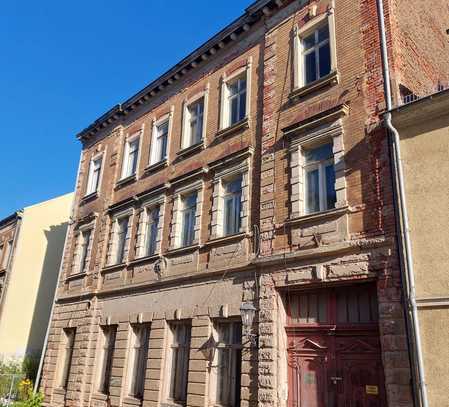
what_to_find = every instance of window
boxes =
[121,137,140,179]
[145,206,160,256]
[75,229,92,274]
[301,23,331,85]
[0,244,4,269]
[181,192,197,247]
[86,156,102,196]
[150,120,169,165]
[97,326,117,395]
[109,215,131,265]
[227,76,247,126]
[127,324,150,399]
[1,240,12,270]
[183,98,204,148]
[210,321,242,407]
[303,143,336,214]
[166,323,191,405]
[223,176,242,236]
[57,328,76,389]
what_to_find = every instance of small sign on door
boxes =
[366,385,379,395]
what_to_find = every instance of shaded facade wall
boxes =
[0,193,73,360]
[393,95,449,406]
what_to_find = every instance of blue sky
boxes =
[0,0,250,218]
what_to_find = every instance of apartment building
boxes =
[390,88,449,407]
[0,193,73,361]
[38,1,449,407]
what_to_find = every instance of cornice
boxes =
[76,0,294,143]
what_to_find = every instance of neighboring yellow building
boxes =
[0,192,73,361]
[392,89,449,407]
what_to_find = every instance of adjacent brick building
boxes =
[38,1,449,406]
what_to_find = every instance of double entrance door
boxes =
[285,284,387,407]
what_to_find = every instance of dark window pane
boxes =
[230,96,239,125]
[318,24,329,42]
[303,32,315,50]
[306,169,320,213]
[304,52,317,84]
[319,42,331,78]
[238,91,246,121]
[305,144,333,163]
[325,163,336,210]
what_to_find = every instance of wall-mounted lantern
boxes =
[240,301,257,346]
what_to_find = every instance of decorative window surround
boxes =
[70,222,95,276]
[119,129,143,183]
[85,152,104,197]
[96,325,117,395]
[135,194,165,259]
[106,208,134,266]
[219,58,252,131]
[169,180,203,249]
[181,85,209,150]
[149,108,174,167]
[211,159,250,239]
[56,328,76,390]
[289,119,346,219]
[292,8,337,92]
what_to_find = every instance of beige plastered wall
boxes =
[397,109,449,407]
[0,192,73,360]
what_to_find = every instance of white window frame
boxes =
[181,88,209,149]
[219,59,252,130]
[211,159,250,239]
[56,328,76,389]
[164,322,191,405]
[150,110,173,166]
[293,8,337,90]
[120,132,141,180]
[136,195,165,258]
[85,153,103,196]
[289,120,346,218]
[126,324,150,399]
[222,175,243,236]
[72,224,94,275]
[170,181,203,249]
[107,209,133,266]
[209,321,242,407]
[96,325,117,395]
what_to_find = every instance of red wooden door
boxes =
[286,285,387,407]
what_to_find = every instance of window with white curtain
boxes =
[150,120,169,165]
[121,137,140,179]
[183,98,204,148]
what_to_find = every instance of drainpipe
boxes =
[376,1,429,406]
[34,151,82,394]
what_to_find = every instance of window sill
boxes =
[65,271,87,281]
[203,232,249,247]
[176,142,204,159]
[91,393,109,401]
[144,159,168,175]
[81,191,98,203]
[101,262,126,273]
[165,244,200,256]
[123,396,143,406]
[161,402,186,407]
[287,206,349,226]
[129,253,161,266]
[115,174,137,189]
[290,70,339,100]
[53,387,66,395]
[216,117,249,140]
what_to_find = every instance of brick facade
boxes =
[39,1,449,406]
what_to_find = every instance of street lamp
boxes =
[240,301,257,346]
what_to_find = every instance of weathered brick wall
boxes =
[389,0,449,101]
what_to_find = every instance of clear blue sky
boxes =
[0,0,250,219]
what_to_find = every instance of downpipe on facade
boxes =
[375,0,428,406]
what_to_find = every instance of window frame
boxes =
[164,321,191,405]
[150,111,173,166]
[85,153,103,196]
[126,323,150,400]
[209,320,243,407]
[180,191,198,247]
[1,240,12,270]
[181,90,208,150]
[107,210,133,266]
[222,175,243,236]
[120,132,141,181]
[57,328,76,390]
[219,60,252,130]
[72,224,94,275]
[96,325,117,395]
[292,9,337,90]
